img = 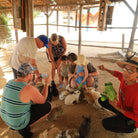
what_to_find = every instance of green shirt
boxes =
[0,80,32,130]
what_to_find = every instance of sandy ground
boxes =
[0,46,138,138]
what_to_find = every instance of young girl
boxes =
[74,55,89,89]
[59,55,69,88]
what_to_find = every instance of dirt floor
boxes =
[0,48,138,138]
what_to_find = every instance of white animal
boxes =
[59,91,70,100]
[64,90,81,105]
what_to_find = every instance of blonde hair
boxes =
[50,33,58,43]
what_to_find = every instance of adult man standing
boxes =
[0,63,51,138]
[10,35,49,79]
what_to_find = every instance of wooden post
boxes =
[28,0,34,37]
[68,7,70,33]
[86,8,90,32]
[57,9,59,32]
[127,0,138,54]
[46,6,49,37]
[122,33,124,51]
[78,5,83,55]
[75,10,78,31]
[25,0,29,36]
[15,29,18,43]
[25,0,34,37]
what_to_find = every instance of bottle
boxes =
[41,73,48,79]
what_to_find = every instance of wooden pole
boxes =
[86,8,90,32]
[75,10,78,31]
[57,9,59,32]
[46,6,49,37]
[28,0,34,37]
[122,33,124,51]
[25,0,34,37]
[15,29,18,43]
[25,0,29,36]
[78,5,83,55]
[68,7,70,33]
[127,0,138,53]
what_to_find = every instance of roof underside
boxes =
[0,0,124,13]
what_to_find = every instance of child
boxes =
[67,53,78,89]
[67,53,99,90]
[74,55,89,89]
[59,55,69,88]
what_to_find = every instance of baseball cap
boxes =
[18,63,37,76]
[38,35,49,48]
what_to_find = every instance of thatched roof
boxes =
[0,0,124,13]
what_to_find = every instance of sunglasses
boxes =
[122,67,136,74]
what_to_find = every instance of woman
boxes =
[47,33,67,96]
[97,54,138,137]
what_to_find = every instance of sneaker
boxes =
[117,129,138,138]
[59,85,64,89]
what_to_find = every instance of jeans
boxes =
[98,97,136,133]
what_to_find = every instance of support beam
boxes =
[68,7,70,33]
[127,0,138,53]
[57,9,59,32]
[46,6,49,37]
[86,8,90,32]
[123,0,135,15]
[78,5,83,55]
[15,29,18,43]
[25,0,34,37]
[75,10,78,31]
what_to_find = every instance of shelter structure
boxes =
[0,0,138,55]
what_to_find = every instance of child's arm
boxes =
[98,65,115,76]
[82,65,88,83]
[89,70,99,77]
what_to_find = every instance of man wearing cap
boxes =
[10,35,49,79]
[97,54,138,136]
[0,63,51,138]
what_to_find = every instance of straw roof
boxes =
[0,0,124,13]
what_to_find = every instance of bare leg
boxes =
[87,76,94,87]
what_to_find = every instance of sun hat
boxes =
[116,53,138,68]
[38,35,49,48]
[18,63,37,76]
[74,55,88,65]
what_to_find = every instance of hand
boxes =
[98,65,105,71]
[35,73,42,83]
[78,72,85,77]
[109,98,118,108]
[44,74,50,84]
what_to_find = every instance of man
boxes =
[10,35,49,79]
[97,54,138,137]
[0,63,51,138]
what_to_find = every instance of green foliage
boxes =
[0,13,11,44]
[101,82,117,102]
[33,10,41,18]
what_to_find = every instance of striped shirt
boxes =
[0,80,32,130]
